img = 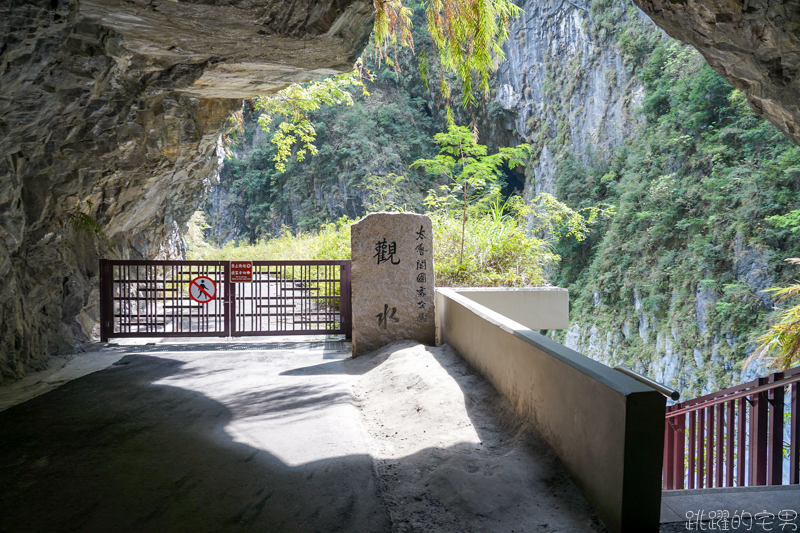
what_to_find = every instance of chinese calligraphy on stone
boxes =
[374,238,400,265]
[351,213,435,356]
[376,304,399,329]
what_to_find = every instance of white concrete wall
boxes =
[435,288,665,533]
[449,287,568,331]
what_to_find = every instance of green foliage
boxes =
[364,173,413,212]
[189,216,352,262]
[62,199,103,237]
[766,209,800,233]
[413,124,531,263]
[192,191,605,289]
[254,73,366,172]
[752,259,800,370]
[432,193,611,286]
[214,60,439,238]
[431,210,557,287]
[237,0,524,171]
[551,26,800,391]
[374,0,522,109]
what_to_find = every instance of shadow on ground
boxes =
[0,354,389,533]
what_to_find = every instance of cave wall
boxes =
[0,0,372,383]
[633,0,799,147]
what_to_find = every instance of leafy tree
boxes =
[240,0,523,171]
[752,258,800,369]
[373,0,521,107]
[364,173,410,212]
[412,124,531,263]
[253,74,367,172]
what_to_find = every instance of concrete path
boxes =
[0,337,389,533]
[660,485,800,532]
[12,337,790,533]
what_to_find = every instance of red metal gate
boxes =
[99,260,351,341]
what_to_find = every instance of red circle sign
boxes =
[189,276,217,304]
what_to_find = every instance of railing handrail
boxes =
[666,369,800,419]
[614,366,680,400]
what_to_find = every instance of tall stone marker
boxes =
[351,213,435,357]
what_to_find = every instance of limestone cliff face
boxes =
[633,0,800,148]
[496,0,650,198]
[494,0,785,396]
[0,0,372,382]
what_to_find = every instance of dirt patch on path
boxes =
[348,341,609,533]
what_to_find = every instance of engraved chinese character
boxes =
[416,286,426,297]
[376,304,399,329]
[416,273,426,283]
[417,301,426,309]
[416,312,427,323]
[710,510,730,531]
[374,238,400,265]
[416,225,426,240]
[416,260,427,270]
[415,243,426,256]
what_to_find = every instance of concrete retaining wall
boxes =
[435,288,665,533]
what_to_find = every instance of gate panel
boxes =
[100,260,229,341]
[231,261,351,337]
[100,259,351,341]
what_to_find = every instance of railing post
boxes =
[341,261,352,340]
[792,382,799,484]
[706,405,715,488]
[768,373,784,485]
[737,397,747,486]
[664,415,674,489]
[751,378,769,486]
[224,261,232,337]
[673,413,685,490]
[715,402,724,487]
[99,259,111,342]
[726,399,734,487]
[688,410,696,489]
[697,408,705,488]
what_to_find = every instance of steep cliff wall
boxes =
[0,0,372,382]
[496,0,651,198]
[496,0,800,397]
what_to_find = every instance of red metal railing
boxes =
[663,366,800,489]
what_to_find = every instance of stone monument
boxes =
[351,213,435,356]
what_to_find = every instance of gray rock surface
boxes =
[497,0,650,196]
[633,0,800,148]
[0,0,372,382]
[351,213,435,356]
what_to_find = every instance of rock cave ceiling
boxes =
[634,0,799,147]
[0,0,797,380]
[83,0,373,98]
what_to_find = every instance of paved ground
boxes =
[0,337,605,533]
[660,485,800,532]
[5,337,791,533]
[0,338,388,533]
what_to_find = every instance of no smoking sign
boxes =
[189,276,217,304]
